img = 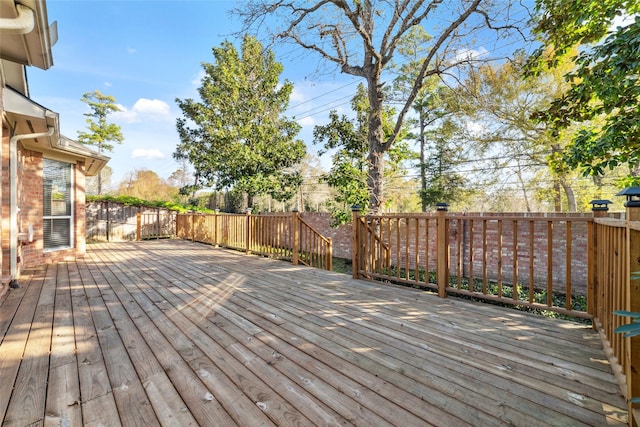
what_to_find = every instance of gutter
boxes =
[9,125,55,288]
[0,4,34,35]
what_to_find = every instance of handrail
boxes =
[175,211,333,271]
[352,209,593,317]
[298,215,333,270]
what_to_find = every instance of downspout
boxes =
[8,126,55,288]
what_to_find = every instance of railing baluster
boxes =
[547,220,553,307]
[566,221,572,310]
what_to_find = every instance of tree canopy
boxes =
[174,35,306,206]
[529,0,640,183]
[77,90,124,194]
[314,83,413,224]
[235,0,529,214]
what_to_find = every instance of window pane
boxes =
[44,218,71,249]
[43,158,73,250]
[44,159,72,216]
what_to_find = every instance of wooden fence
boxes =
[176,211,333,271]
[352,204,640,423]
[86,201,176,241]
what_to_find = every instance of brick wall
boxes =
[1,141,88,296]
[297,212,592,295]
[298,212,353,259]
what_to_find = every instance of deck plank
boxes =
[0,267,45,421]
[45,262,82,426]
[4,264,56,426]
[0,240,629,426]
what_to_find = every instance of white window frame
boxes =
[43,158,74,252]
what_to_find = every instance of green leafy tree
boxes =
[314,83,413,224]
[421,118,467,209]
[390,26,469,211]
[529,1,640,184]
[117,169,178,202]
[77,90,124,194]
[236,0,528,214]
[449,54,584,211]
[174,35,306,207]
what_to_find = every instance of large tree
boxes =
[314,83,413,224]
[450,54,582,211]
[529,1,640,183]
[236,0,528,213]
[117,169,177,202]
[174,35,306,207]
[77,90,123,195]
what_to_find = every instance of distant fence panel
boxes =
[86,201,176,242]
[176,211,332,271]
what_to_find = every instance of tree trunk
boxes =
[559,177,577,212]
[419,108,427,212]
[367,76,386,215]
[553,179,562,212]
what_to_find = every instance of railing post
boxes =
[213,209,219,247]
[587,199,612,322]
[191,212,195,242]
[436,203,450,298]
[351,206,361,279]
[617,188,640,423]
[327,237,333,271]
[136,212,141,241]
[292,210,300,265]
[589,200,612,322]
[246,208,252,255]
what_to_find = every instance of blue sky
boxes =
[27,0,360,186]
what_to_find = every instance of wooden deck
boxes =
[0,240,628,426]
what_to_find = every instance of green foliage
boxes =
[87,195,211,213]
[614,310,640,338]
[314,84,412,225]
[174,35,306,205]
[530,1,640,181]
[77,90,124,154]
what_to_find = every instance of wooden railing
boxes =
[352,209,592,317]
[352,205,640,424]
[591,210,640,424]
[176,211,332,271]
[135,211,176,240]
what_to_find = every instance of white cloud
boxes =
[290,87,307,103]
[127,47,137,54]
[297,116,315,127]
[133,98,170,116]
[131,148,165,159]
[104,81,112,87]
[111,98,171,123]
[112,104,139,123]
[454,46,489,63]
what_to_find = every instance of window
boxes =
[43,159,73,251]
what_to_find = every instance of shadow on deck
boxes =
[0,240,628,426]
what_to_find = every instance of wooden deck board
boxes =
[0,240,628,426]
